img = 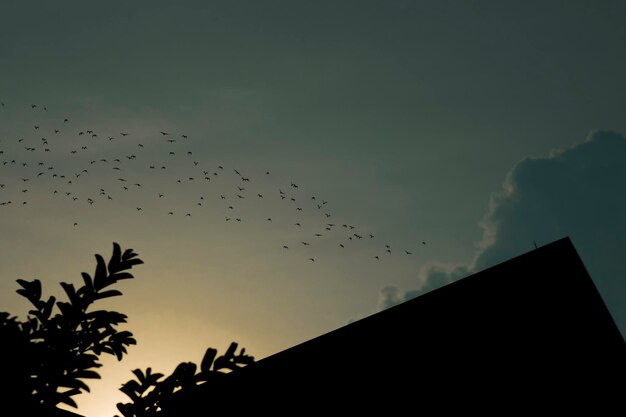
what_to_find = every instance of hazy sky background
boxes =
[1,1,625,416]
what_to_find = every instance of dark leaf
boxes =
[124,258,144,267]
[16,279,43,307]
[60,282,79,308]
[81,272,94,292]
[131,368,146,384]
[200,348,217,373]
[93,254,108,291]
[120,379,142,396]
[57,301,77,319]
[86,310,128,324]
[109,272,134,282]
[57,393,79,408]
[116,402,134,417]
[122,248,136,260]
[74,369,101,379]
[42,296,56,320]
[59,377,91,392]
[94,289,123,300]
[108,242,122,273]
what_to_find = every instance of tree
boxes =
[115,342,254,417]
[1,242,143,414]
[1,242,255,417]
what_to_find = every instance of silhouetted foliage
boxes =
[115,342,254,417]
[0,242,143,414]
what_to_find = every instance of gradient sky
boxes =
[1,1,625,416]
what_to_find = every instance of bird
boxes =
[308,258,315,262]
[405,250,412,255]
[160,131,169,135]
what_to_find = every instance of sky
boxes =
[1,1,625,416]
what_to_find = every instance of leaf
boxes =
[121,379,142,396]
[59,377,91,392]
[57,393,79,408]
[60,282,80,309]
[56,301,77,319]
[93,254,108,291]
[42,296,56,320]
[109,272,134,282]
[114,330,136,344]
[16,279,43,307]
[122,248,136,260]
[131,368,146,384]
[124,258,144,267]
[81,272,94,291]
[149,373,164,384]
[108,242,122,273]
[74,369,101,379]
[200,348,218,373]
[86,310,128,324]
[116,402,134,417]
[94,289,123,300]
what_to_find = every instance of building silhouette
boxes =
[163,237,626,415]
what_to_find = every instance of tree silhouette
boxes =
[0,242,143,415]
[115,342,254,417]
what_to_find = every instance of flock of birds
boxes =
[0,102,426,263]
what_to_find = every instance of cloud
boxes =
[379,130,626,338]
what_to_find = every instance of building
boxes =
[163,237,626,415]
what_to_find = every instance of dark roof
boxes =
[166,237,626,414]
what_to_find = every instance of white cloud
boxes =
[379,130,626,338]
